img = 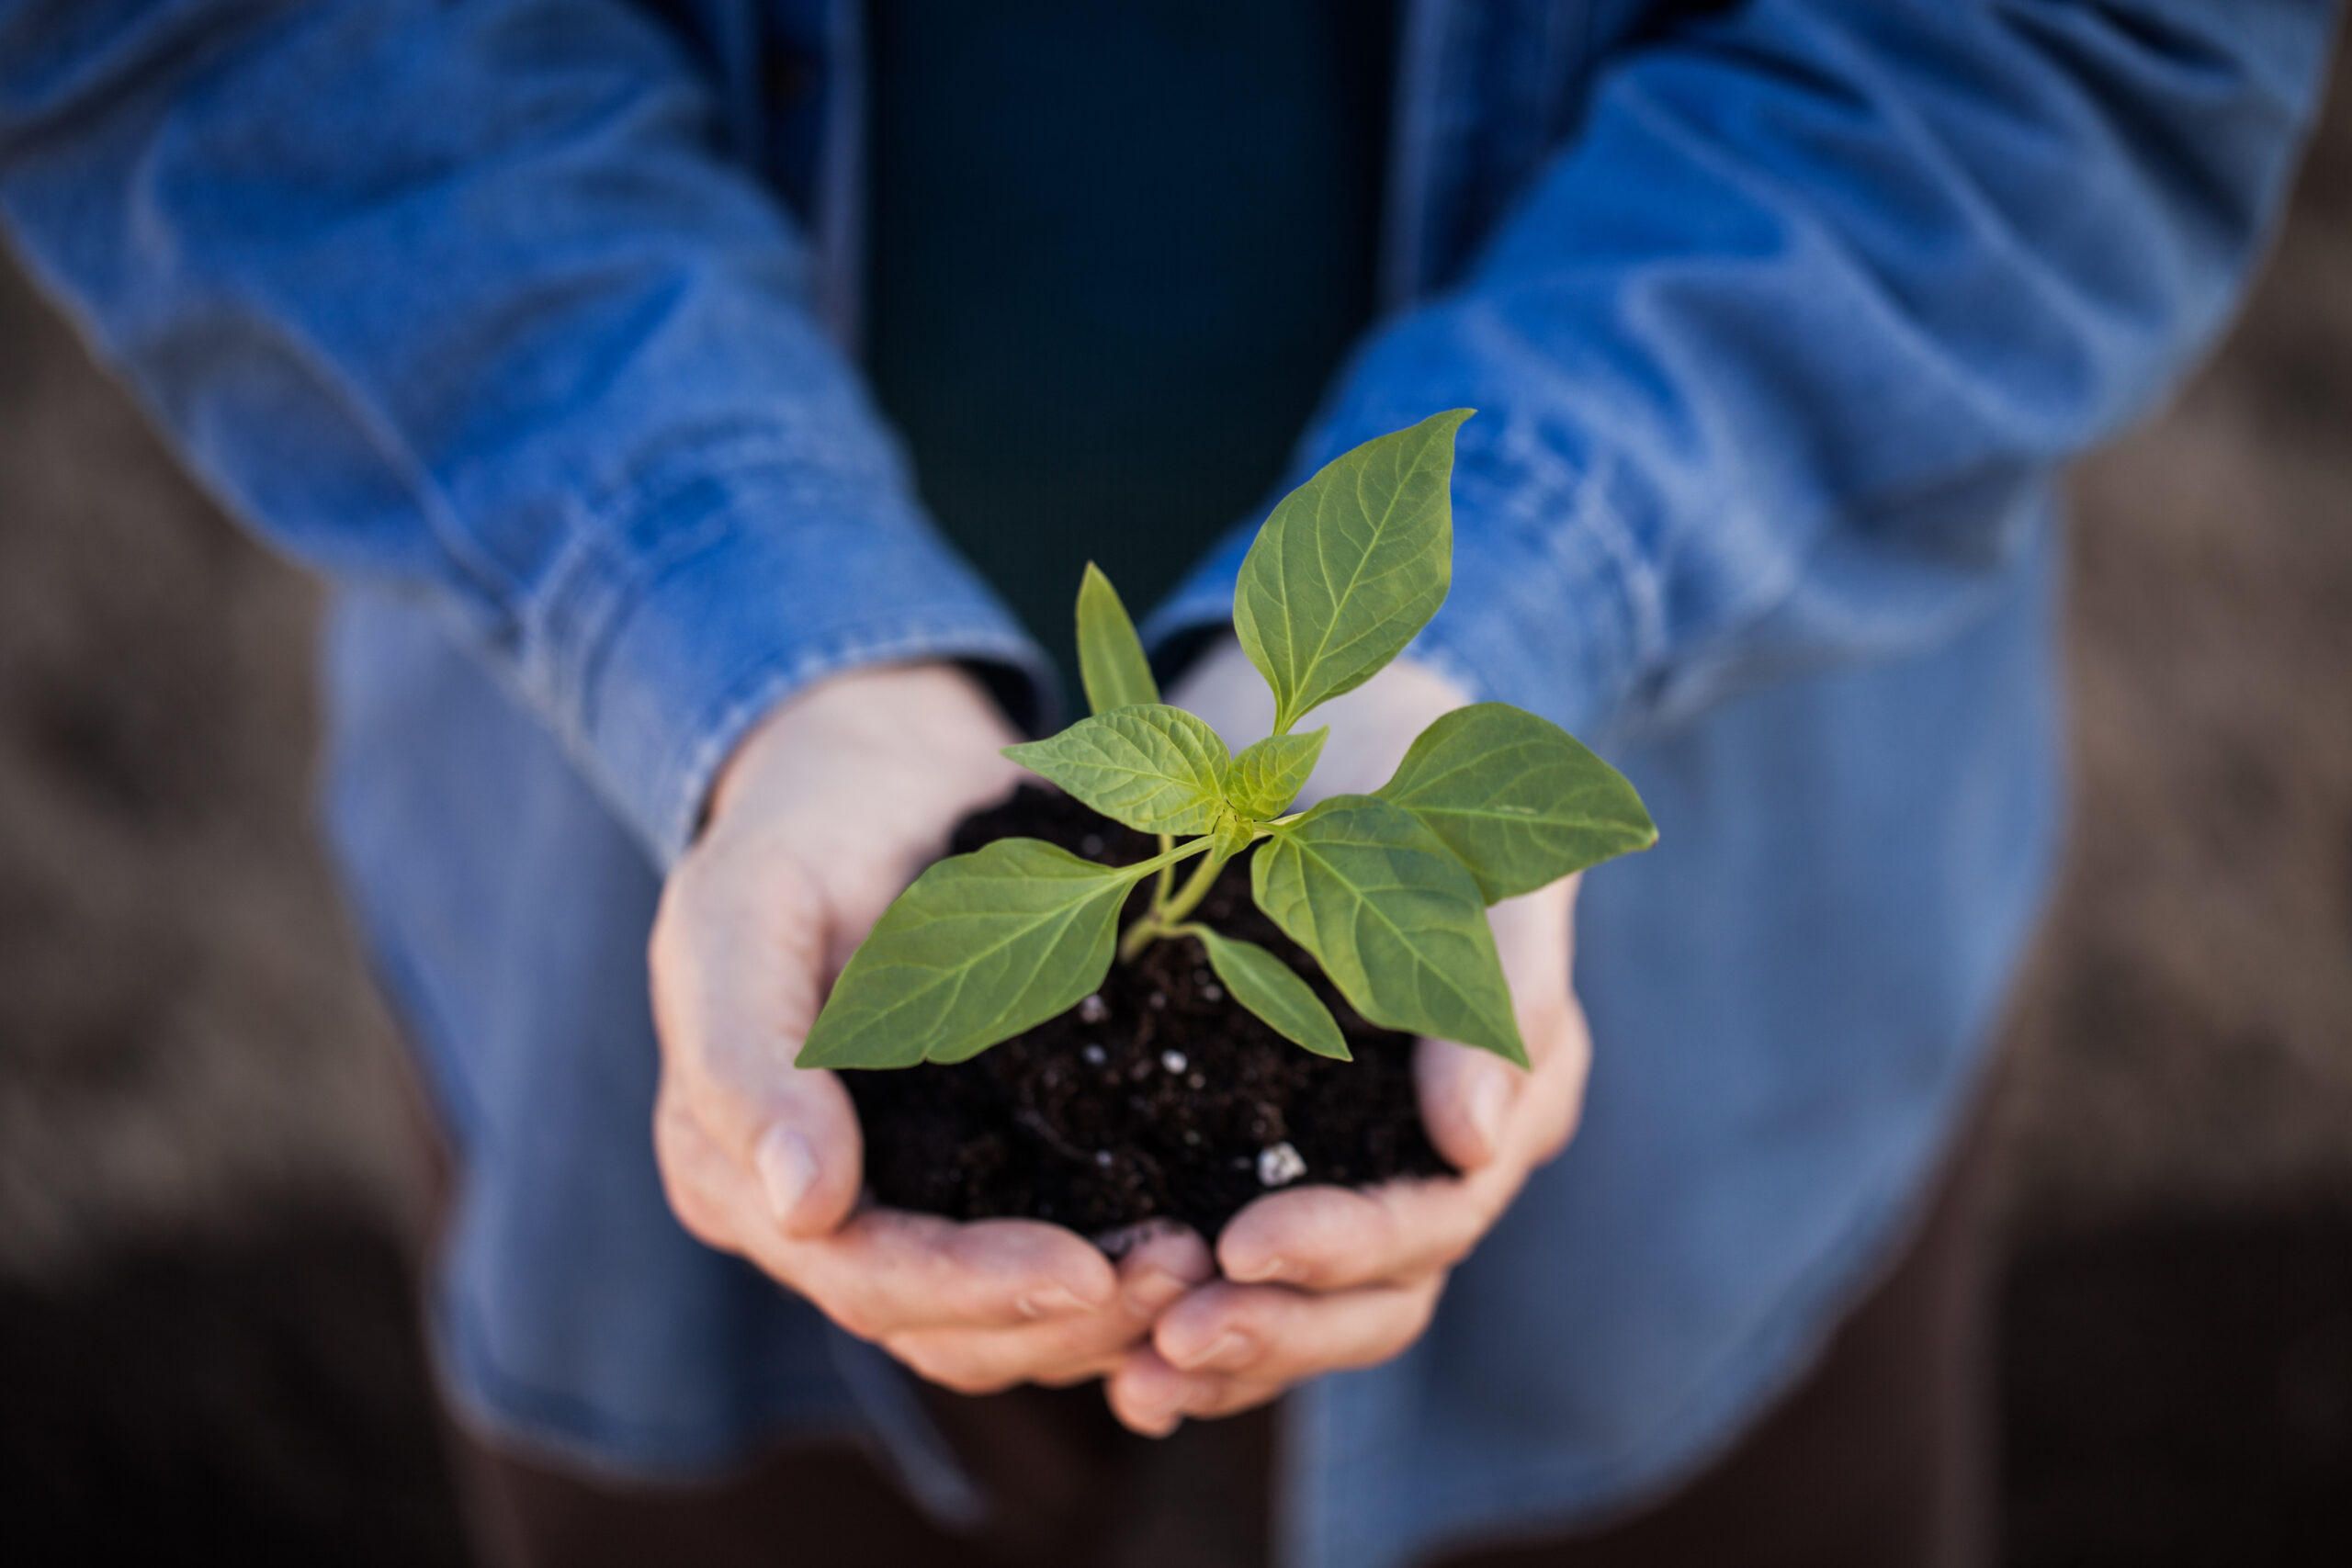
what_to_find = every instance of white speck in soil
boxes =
[1079,994,1109,1024]
[1202,984,1223,1003]
[1257,1142,1308,1188]
[1148,991,1166,1010]
[1081,1043,1106,1066]
[1183,1130,1201,1145]
[1160,1049,1188,1074]
[1094,1149,1114,1168]
[1187,1073,1204,1089]
[1080,833,1104,857]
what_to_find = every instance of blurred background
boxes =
[2,41,2347,1568]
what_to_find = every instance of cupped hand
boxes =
[650,662,1213,1393]
[1104,641,1594,1435]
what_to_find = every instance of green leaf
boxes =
[1208,808,1258,861]
[1003,704,1230,835]
[1250,795,1526,1066]
[1234,409,1471,732]
[1376,703,1657,903]
[1223,727,1328,820]
[1189,927,1351,1061]
[1075,562,1159,716]
[796,838,1151,1069]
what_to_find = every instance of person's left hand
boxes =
[1102,641,1594,1436]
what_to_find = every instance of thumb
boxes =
[658,1008,865,1243]
[1417,878,1579,1172]
[1415,1039,1521,1172]
[731,1063,865,1239]
[650,853,866,1244]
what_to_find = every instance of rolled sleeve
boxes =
[560,463,1049,862]
[1154,0,2333,744]
[0,0,1051,863]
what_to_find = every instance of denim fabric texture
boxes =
[0,3,2336,1565]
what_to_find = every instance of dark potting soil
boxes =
[842,785,1450,1241]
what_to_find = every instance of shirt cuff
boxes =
[543,460,1053,867]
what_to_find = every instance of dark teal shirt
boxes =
[866,0,1394,690]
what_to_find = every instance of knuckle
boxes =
[893,1341,1015,1396]
[1034,1358,1118,1389]
[1424,1230,1477,1274]
[946,1366,1022,1396]
[827,1296,887,1344]
[650,1125,738,1254]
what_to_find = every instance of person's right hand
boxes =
[649,661,1213,1393]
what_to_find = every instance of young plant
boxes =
[796,410,1656,1072]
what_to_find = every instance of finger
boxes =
[1155,1277,1443,1386]
[1216,1172,1503,1292]
[1219,981,1590,1293]
[1105,1347,1284,1436]
[652,1077,762,1255]
[875,1222,1216,1393]
[885,1333,1130,1397]
[786,1211,1121,1340]
[662,1087,1124,1343]
[1104,1346,1221,1438]
[890,1224,1216,1392]
[1416,880,1577,1168]
[657,1054,861,1242]
[1107,1221,1219,1319]
[650,852,865,1238]
[1167,1376,1288,1423]
[1416,1041,1521,1172]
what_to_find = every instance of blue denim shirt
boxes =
[1,4,2334,1563]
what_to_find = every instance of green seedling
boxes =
[796,411,1657,1072]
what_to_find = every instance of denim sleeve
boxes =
[0,0,1047,865]
[1148,0,2336,741]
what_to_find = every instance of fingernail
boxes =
[1018,1284,1097,1320]
[1466,1066,1512,1162]
[1226,1254,1298,1285]
[1126,1385,1192,1436]
[1171,1329,1254,1371]
[755,1126,819,1227]
[1135,1407,1184,1438]
[1123,1267,1189,1317]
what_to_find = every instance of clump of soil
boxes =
[842,786,1449,1241]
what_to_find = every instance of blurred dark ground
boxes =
[2,49,2348,1568]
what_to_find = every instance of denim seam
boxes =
[537,440,923,741]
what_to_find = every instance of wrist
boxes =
[707,660,1021,834]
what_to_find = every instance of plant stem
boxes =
[1107,835,1216,967]
[1152,832,1174,910]
[1122,849,1225,963]
[1155,844,1229,929]
[1118,835,1210,888]
[1117,823,1274,963]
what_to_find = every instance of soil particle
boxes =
[843,786,1450,1241]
